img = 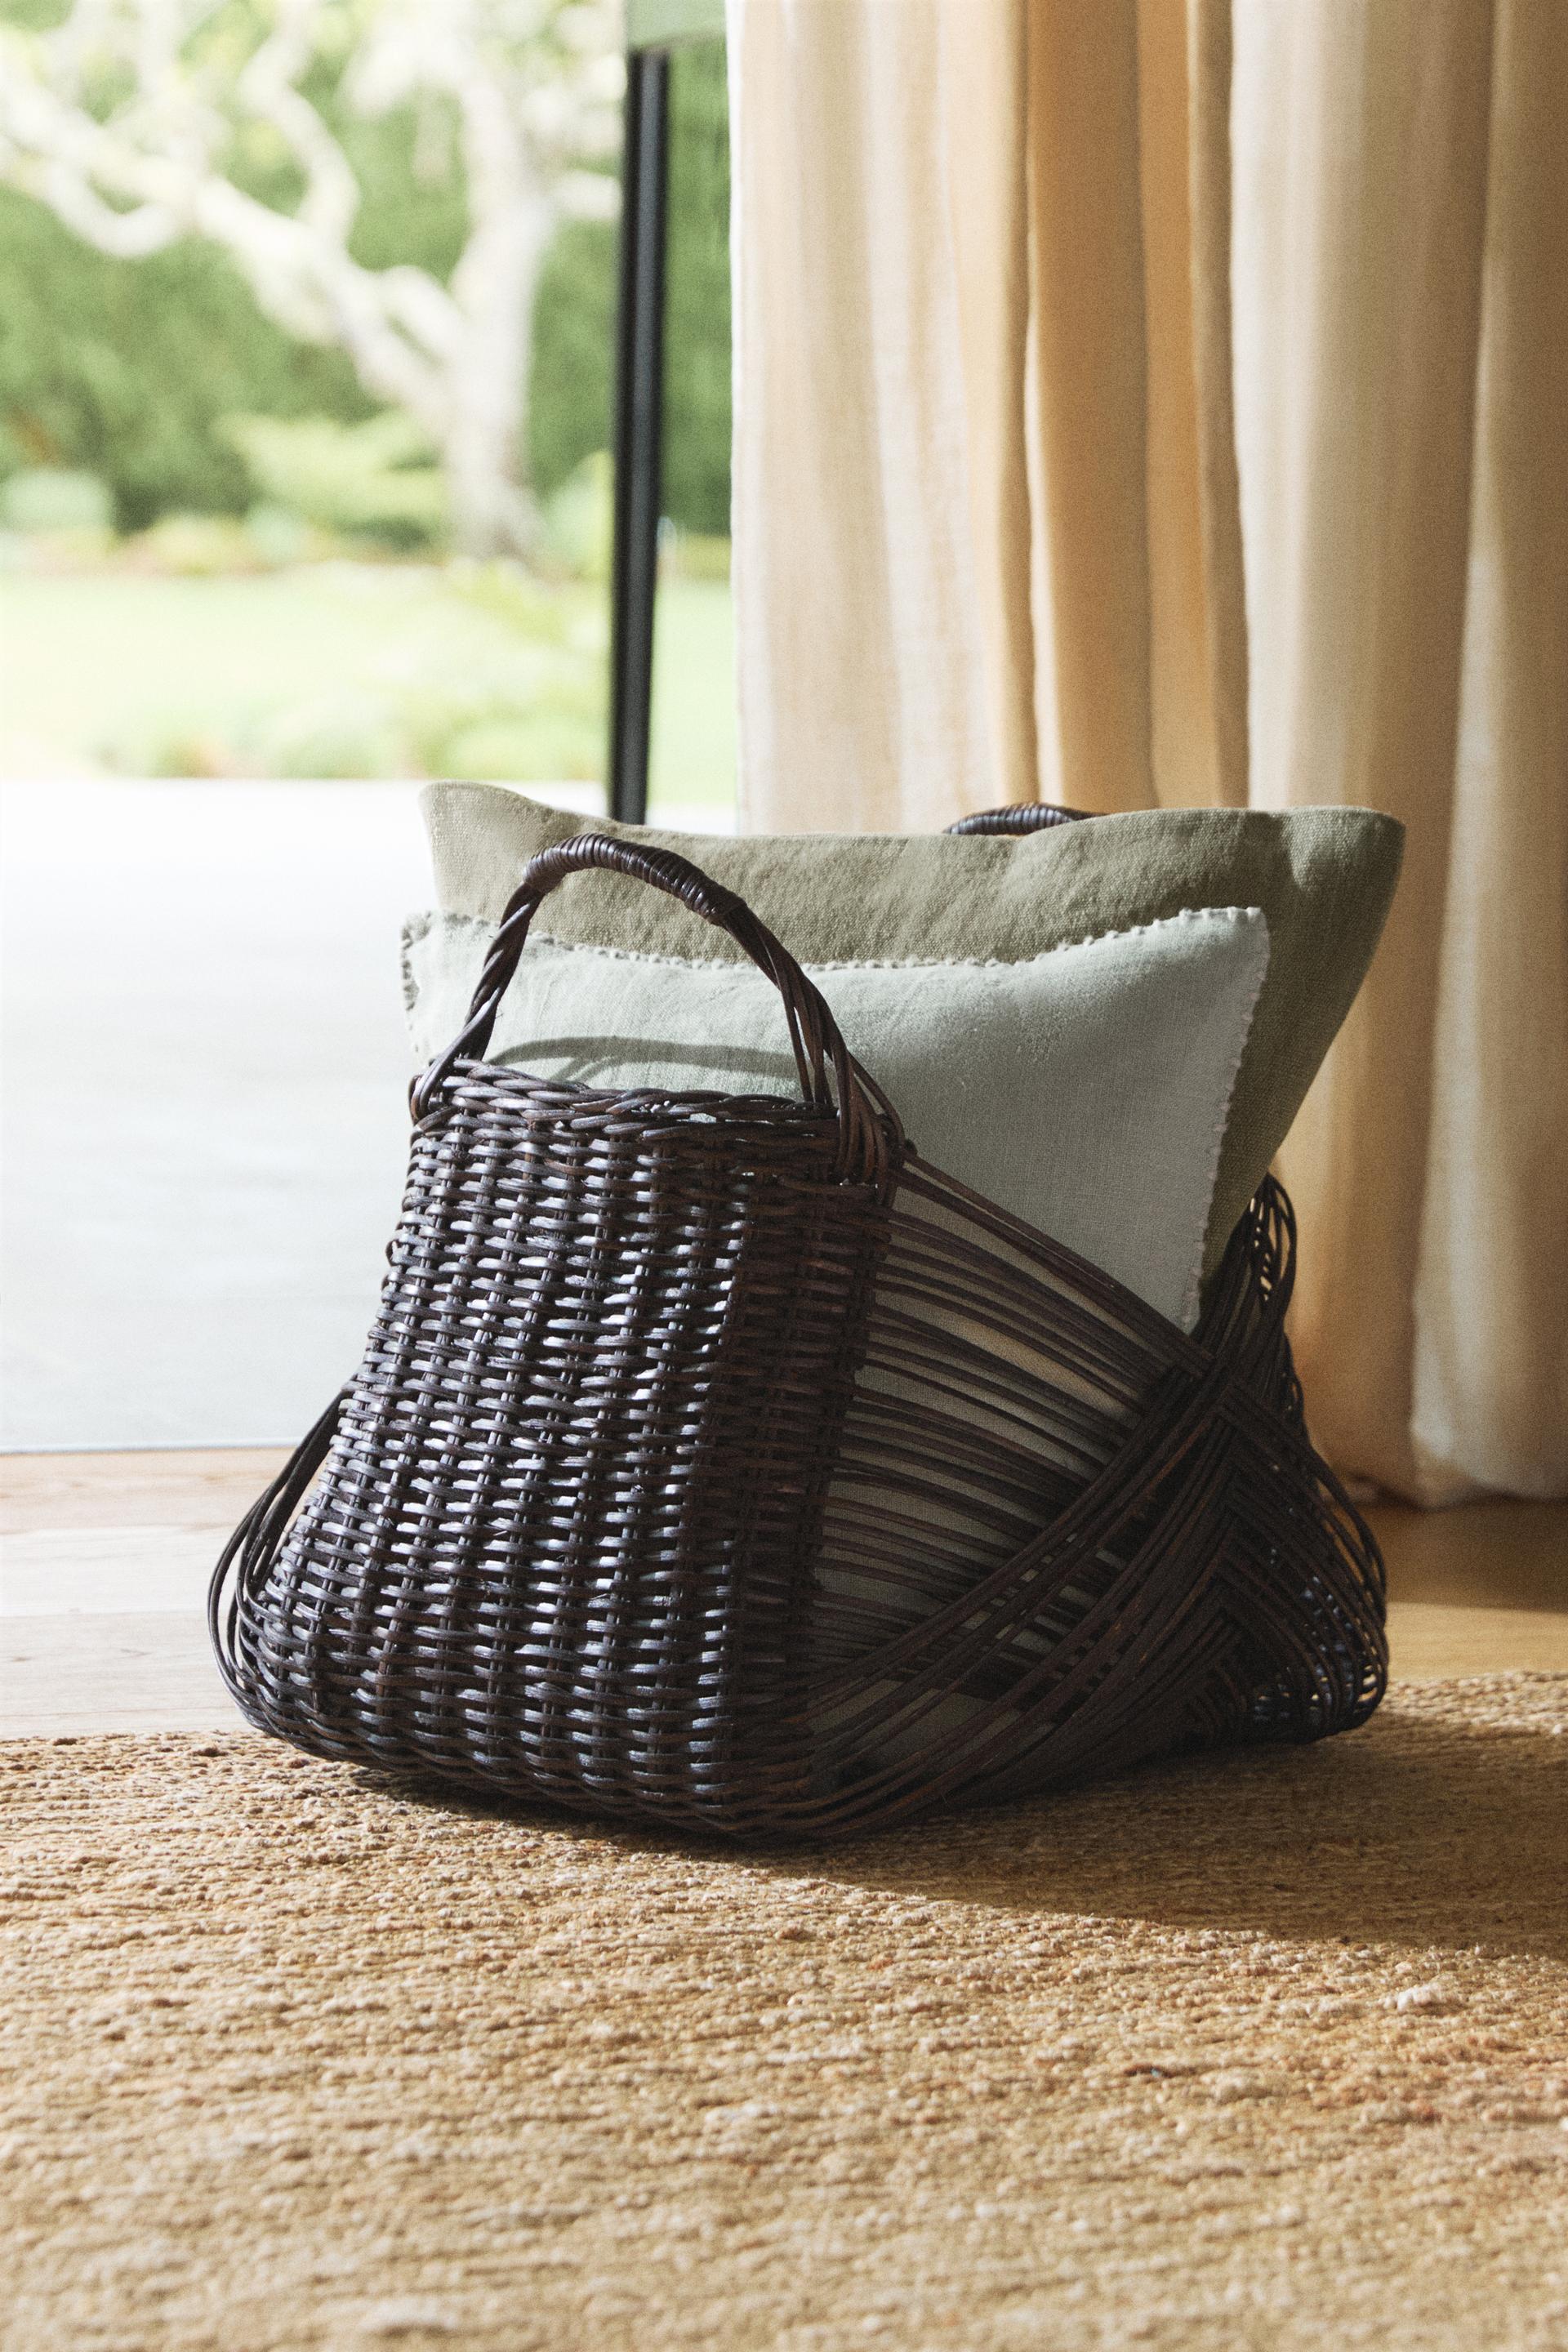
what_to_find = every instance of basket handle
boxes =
[945,802,1088,835]
[411,832,902,1188]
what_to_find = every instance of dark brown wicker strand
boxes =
[947,801,1089,834]
[210,828,1386,1841]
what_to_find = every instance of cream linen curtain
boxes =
[725,0,1567,1503]
[728,0,1568,1505]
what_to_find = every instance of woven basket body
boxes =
[212,832,1385,1839]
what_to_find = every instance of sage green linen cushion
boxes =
[420,785,1403,1269]
[403,906,1270,1331]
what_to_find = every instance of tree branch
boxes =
[0,0,628,554]
[0,28,456,430]
[236,0,359,245]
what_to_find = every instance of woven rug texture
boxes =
[4,1675,1567,2351]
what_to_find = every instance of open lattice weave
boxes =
[211,834,1385,1840]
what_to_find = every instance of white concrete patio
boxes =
[1,775,727,1450]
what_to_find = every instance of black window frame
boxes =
[607,0,726,822]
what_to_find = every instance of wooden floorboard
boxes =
[1366,1497,1566,1611]
[2,1615,242,1737]
[2,1448,289,1535]
[2,1454,1564,1738]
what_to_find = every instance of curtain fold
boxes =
[727,0,998,831]
[1410,0,1568,1499]
[1232,0,1498,1498]
[727,0,1567,1501]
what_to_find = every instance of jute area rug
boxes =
[4,1677,1566,2352]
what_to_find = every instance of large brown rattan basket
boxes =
[210,822,1385,1840]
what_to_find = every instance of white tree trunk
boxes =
[440,71,558,559]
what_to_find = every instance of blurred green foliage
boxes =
[2,559,734,798]
[224,412,445,546]
[662,38,732,537]
[0,189,376,530]
[528,216,615,504]
[0,464,114,532]
[0,33,731,539]
[527,39,730,532]
[539,451,614,581]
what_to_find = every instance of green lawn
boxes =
[0,559,736,813]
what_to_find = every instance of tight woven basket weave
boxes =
[211,827,1385,1840]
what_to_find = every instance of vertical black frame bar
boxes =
[608,46,670,825]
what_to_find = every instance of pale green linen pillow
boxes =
[403,906,1270,1331]
[419,785,1403,1268]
